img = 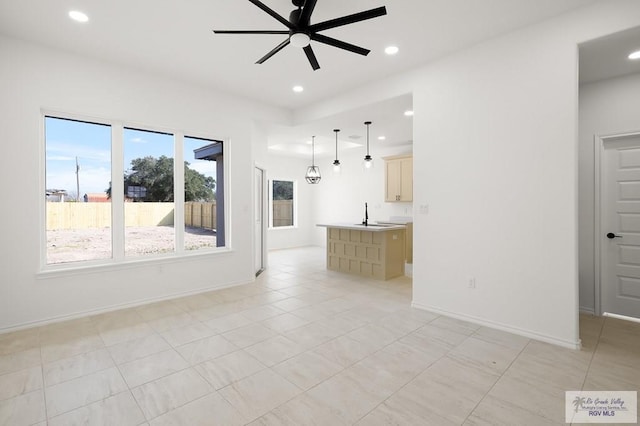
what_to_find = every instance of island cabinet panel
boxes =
[325,227,405,280]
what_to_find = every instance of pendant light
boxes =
[305,136,321,184]
[363,121,374,170]
[332,129,341,173]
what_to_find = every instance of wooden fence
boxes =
[272,200,293,227]
[46,202,216,230]
[185,202,216,230]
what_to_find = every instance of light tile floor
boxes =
[0,247,639,425]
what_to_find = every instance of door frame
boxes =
[254,164,267,276]
[594,130,640,316]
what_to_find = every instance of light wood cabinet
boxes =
[325,226,406,280]
[384,155,413,202]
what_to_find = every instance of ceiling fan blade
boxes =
[248,0,294,29]
[311,33,370,56]
[299,0,318,26]
[310,6,387,32]
[256,38,291,64]
[303,45,320,70]
[213,30,289,34]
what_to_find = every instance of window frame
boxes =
[268,178,297,230]
[39,110,231,274]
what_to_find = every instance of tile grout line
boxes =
[456,334,531,425]
[304,314,444,425]
[38,329,49,424]
[578,316,606,392]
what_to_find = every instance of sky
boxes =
[45,117,216,197]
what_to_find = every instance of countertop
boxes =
[316,223,407,232]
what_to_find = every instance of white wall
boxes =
[3,2,640,347]
[265,155,315,250]
[251,123,316,251]
[0,36,289,331]
[311,146,413,247]
[413,3,640,349]
[296,0,640,348]
[578,72,640,313]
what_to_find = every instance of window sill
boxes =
[37,247,234,280]
[269,226,298,231]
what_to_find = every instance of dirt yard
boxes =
[47,226,217,264]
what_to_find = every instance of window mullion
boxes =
[174,133,185,253]
[112,123,125,261]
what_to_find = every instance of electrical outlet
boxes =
[468,277,476,289]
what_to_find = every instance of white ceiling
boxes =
[267,93,413,158]
[0,0,598,109]
[579,25,640,84]
[2,0,622,158]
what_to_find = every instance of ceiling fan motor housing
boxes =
[212,0,387,71]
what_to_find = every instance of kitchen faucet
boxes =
[362,202,368,226]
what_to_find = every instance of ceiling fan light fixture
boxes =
[385,45,399,55]
[290,32,311,48]
[212,1,387,71]
[629,50,640,60]
[68,10,89,23]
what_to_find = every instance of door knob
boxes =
[606,232,622,239]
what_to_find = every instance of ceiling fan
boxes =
[212,0,387,71]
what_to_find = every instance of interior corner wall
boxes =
[310,146,413,247]
[410,2,640,348]
[0,35,289,331]
[250,121,316,251]
[578,72,640,314]
[265,154,316,250]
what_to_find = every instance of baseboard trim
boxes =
[411,301,582,350]
[0,278,252,335]
[579,306,596,315]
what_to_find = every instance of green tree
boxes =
[126,156,174,201]
[272,180,293,200]
[185,163,216,201]
[106,156,215,202]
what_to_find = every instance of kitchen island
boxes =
[317,223,406,280]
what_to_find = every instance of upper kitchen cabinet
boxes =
[384,155,413,202]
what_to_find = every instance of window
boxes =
[123,128,175,257]
[45,117,112,264]
[43,114,226,267]
[184,136,221,250]
[270,180,295,228]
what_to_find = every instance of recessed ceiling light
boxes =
[629,50,640,60]
[404,110,414,116]
[385,46,399,55]
[68,10,89,23]
[292,85,304,93]
[378,136,386,140]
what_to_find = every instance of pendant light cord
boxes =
[365,121,371,155]
[312,136,316,166]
